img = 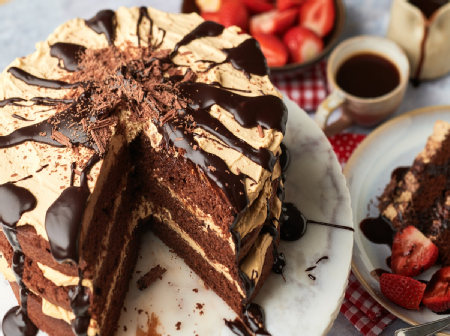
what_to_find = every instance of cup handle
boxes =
[315,90,352,137]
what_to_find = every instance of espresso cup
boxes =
[315,36,410,136]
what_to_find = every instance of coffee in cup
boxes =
[315,36,410,136]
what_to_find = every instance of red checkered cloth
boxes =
[271,60,328,113]
[272,61,398,336]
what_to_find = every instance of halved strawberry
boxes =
[201,11,221,24]
[299,0,335,37]
[219,2,249,31]
[253,33,288,67]
[244,0,275,14]
[380,273,426,310]
[278,0,305,11]
[391,226,438,277]
[283,26,323,64]
[250,8,298,35]
[423,267,450,312]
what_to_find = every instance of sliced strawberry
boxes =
[278,0,305,11]
[250,8,298,35]
[219,2,249,31]
[380,273,426,310]
[253,33,288,67]
[244,0,275,14]
[299,0,335,37]
[201,11,221,24]
[283,26,323,64]
[196,0,222,13]
[391,226,438,277]
[423,267,450,312]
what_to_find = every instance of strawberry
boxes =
[283,26,323,64]
[244,0,275,14]
[250,8,298,35]
[380,273,426,310]
[299,0,335,37]
[201,11,221,24]
[219,1,249,31]
[278,0,305,11]
[253,33,288,67]
[391,226,438,277]
[423,267,450,312]
[196,0,222,13]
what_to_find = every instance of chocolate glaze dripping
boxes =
[280,143,290,174]
[261,220,286,275]
[160,116,248,213]
[179,82,287,134]
[225,303,271,336]
[45,154,100,264]
[85,9,116,46]
[281,202,354,241]
[197,38,269,78]
[50,42,87,72]
[191,108,277,172]
[69,270,91,336]
[0,98,27,107]
[171,21,225,57]
[154,28,167,50]
[359,216,396,247]
[137,7,153,47]
[8,67,78,90]
[0,183,38,336]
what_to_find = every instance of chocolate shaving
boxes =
[51,129,72,147]
[137,265,167,291]
[257,125,264,138]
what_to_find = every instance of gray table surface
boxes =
[1,0,449,335]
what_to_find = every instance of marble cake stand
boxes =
[0,96,354,336]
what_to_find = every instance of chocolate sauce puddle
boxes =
[85,10,116,46]
[359,216,395,246]
[197,38,269,78]
[171,21,225,57]
[8,67,78,90]
[50,42,86,72]
[281,202,354,241]
[0,183,38,336]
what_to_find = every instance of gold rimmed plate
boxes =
[344,105,450,335]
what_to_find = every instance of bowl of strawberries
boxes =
[183,0,346,76]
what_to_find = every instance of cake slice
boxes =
[379,120,450,266]
[0,6,287,336]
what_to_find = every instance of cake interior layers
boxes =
[379,120,450,266]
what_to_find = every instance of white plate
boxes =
[0,96,353,336]
[345,105,450,334]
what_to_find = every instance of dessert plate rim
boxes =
[345,105,450,335]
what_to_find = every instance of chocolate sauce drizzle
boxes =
[0,97,73,110]
[7,67,78,90]
[0,183,38,336]
[280,202,354,241]
[210,81,252,93]
[11,114,33,121]
[45,154,100,264]
[69,270,92,336]
[179,82,287,134]
[50,42,87,72]
[280,143,290,174]
[261,220,286,275]
[85,10,116,46]
[197,38,269,78]
[171,21,225,57]
[0,98,27,107]
[136,7,153,47]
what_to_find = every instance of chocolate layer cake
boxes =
[379,120,450,266]
[0,6,287,336]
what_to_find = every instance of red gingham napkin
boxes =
[271,60,328,113]
[272,63,397,335]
